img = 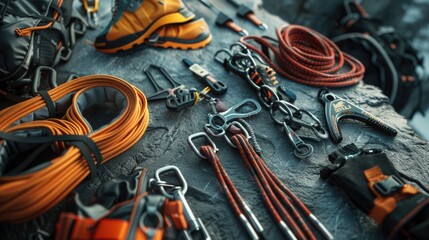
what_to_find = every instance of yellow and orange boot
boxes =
[94,0,195,53]
[147,18,212,50]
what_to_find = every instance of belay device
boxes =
[318,88,397,143]
[321,144,429,239]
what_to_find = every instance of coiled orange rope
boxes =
[0,75,149,222]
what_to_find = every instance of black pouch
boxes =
[321,144,429,239]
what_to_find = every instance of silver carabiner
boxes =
[188,132,219,160]
[283,122,314,159]
[155,165,188,199]
[207,99,261,132]
[258,85,280,109]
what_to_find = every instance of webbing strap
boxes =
[38,90,56,118]
[0,131,102,180]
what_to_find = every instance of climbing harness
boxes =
[239,25,365,87]
[198,0,248,36]
[188,99,333,240]
[0,75,150,222]
[150,165,211,240]
[318,88,397,143]
[56,167,193,240]
[143,64,210,111]
[183,58,227,95]
[224,0,268,30]
[215,43,328,158]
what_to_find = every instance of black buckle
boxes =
[374,175,404,196]
[328,143,362,163]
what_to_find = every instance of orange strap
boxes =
[15,0,64,37]
[55,198,184,240]
[163,199,188,230]
[364,166,418,223]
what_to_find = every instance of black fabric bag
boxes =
[0,0,86,95]
[321,144,429,239]
[333,0,426,119]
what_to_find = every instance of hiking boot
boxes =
[148,18,212,49]
[94,0,195,53]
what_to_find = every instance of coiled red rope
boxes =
[240,24,365,87]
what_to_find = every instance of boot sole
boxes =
[151,34,213,50]
[96,10,195,53]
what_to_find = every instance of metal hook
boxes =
[283,122,314,159]
[214,49,233,64]
[155,165,188,198]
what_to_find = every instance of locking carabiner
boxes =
[81,0,99,29]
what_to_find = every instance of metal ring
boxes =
[214,49,232,64]
[224,121,250,149]
[294,144,314,159]
[207,113,228,132]
[204,124,226,138]
[269,100,293,125]
[139,211,164,232]
[155,165,188,198]
[188,132,219,160]
[258,85,279,108]
[229,42,249,54]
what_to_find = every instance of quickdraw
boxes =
[215,43,328,158]
[188,99,333,240]
[0,75,150,222]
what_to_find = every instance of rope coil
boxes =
[0,75,150,222]
[241,24,365,87]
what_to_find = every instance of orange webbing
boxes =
[240,24,365,87]
[15,0,64,37]
[364,166,419,223]
[0,75,150,222]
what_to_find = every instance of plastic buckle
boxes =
[328,143,362,163]
[374,175,404,196]
[60,47,73,62]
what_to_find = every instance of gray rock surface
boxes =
[1,0,429,239]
